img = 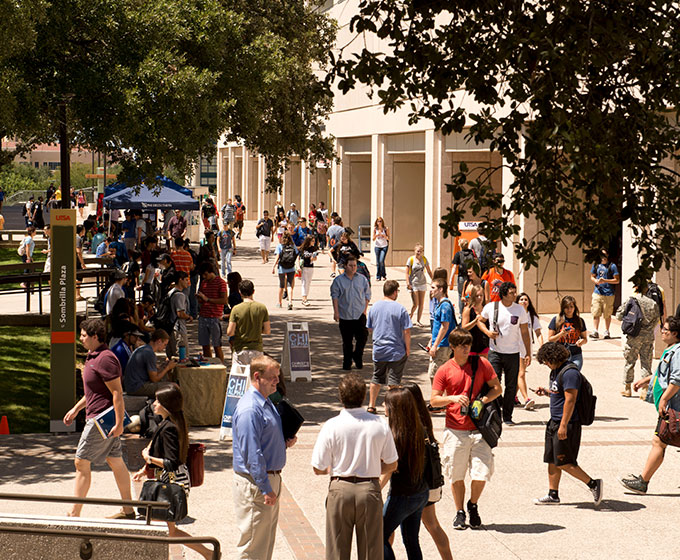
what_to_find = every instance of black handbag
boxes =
[137,480,188,522]
[467,355,503,448]
[423,436,444,489]
[276,398,305,440]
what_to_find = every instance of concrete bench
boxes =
[0,513,168,560]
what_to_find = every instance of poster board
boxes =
[281,322,312,382]
[219,362,250,441]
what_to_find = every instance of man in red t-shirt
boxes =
[197,262,228,362]
[62,318,134,519]
[482,254,516,302]
[431,328,502,530]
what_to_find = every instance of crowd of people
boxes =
[36,195,678,560]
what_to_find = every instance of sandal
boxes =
[366,407,377,415]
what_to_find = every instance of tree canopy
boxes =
[332,0,680,285]
[0,0,335,190]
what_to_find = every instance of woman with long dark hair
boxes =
[402,383,453,560]
[299,235,318,306]
[461,284,490,356]
[373,217,390,281]
[516,292,544,409]
[382,387,429,560]
[548,295,588,371]
[132,384,212,559]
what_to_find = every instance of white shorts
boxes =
[441,428,494,483]
[258,236,271,251]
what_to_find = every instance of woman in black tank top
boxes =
[461,284,489,355]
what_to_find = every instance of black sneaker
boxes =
[467,500,482,528]
[619,474,648,495]
[590,478,603,506]
[282,290,288,300]
[453,510,467,530]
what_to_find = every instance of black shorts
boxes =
[234,220,244,228]
[543,419,581,466]
[278,271,295,289]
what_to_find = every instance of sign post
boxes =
[281,322,312,382]
[219,363,250,441]
[50,209,77,432]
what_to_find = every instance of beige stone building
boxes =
[216,0,679,317]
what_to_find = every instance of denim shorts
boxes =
[198,316,222,347]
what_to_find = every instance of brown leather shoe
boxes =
[106,510,136,520]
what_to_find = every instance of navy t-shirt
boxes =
[549,364,581,423]
[548,316,587,357]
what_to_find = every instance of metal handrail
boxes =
[0,526,221,560]
[0,492,168,526]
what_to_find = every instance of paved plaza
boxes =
[1,221,679,559]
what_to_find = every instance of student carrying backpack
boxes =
[646,282,665,326]
[153,288,182,334]
[556,362,597,426]
[279,243,297,270]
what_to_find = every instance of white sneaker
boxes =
[534,494,560,505]
[524,398,535,411]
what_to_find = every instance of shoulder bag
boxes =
[137,478,188,522]
[467,355,503,448]
[423,435,444,490]
[658,409,680,448]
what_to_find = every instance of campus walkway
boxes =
[1,222,679,559]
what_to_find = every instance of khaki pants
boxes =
[233,471,282,560]
[428,346,452,380]
[325,478,383,560]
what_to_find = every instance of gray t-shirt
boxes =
[170,289,188,336]
[123,344,157,393]
[327,225,345,244]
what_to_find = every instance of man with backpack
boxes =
[221,198,235,226]
[534,342,603,506]
[589,249,620,339]
[616,283,659,397]
[427,278,457,381]
[478,281,532,426]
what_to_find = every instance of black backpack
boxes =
[153,288,181,334]
[621,297,643,337]
[467,355,503,448]
[646,282,664,325]
[557,363,597,426]
[279,244,297,269]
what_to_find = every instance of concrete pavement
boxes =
[1,220,679,559]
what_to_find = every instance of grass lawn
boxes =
[0,326,51,433]
[0,246,46,268]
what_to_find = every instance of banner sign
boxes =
[219,363,250,441]
[282,322,312,382]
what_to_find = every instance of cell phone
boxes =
[418,343,429,352]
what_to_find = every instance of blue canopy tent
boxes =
[103,177,199,211]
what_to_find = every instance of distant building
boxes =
[1,138,95,170]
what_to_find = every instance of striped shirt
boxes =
[171,249,193,273]
[199,275,227,318]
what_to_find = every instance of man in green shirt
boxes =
[227,279,271,365]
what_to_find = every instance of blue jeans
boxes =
[383,489,429,560]
[568,352,583,371]
[220,249,232,277]
[375,245,388,279]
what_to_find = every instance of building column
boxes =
[370,134,385,263]
[501,135,524,290]
[300,159,308,219]
[228,147,235,199]
[424,129,443,268]
[241,147,249,210]
[332,138,343,215]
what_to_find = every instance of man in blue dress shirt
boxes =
[232,355,297,560]
[331,255,372,370]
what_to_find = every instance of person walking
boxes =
[547,296,587,371]
[166,209,187,243]
[406,243,433,327]
[482,254,515,303]
[286,203,300,224]
[430,328,502,530]
[77,190,87,218]
[517,292,544,409]
[373,217,390,281]
[589,249,620,339]
[615,283,660,397]
[366,280,411,413]
[227,279,271,366]
[299,235,318,306]
[326,216,345,277]
[381,387,430,560]
[217,221,237,277]
[197,262,228,362]
[62,319,134,518]
[479,281,532,425]
[450,239,475,315]
[256,210,274,263]
[427,278,456,382]
[312,373,398,560]
[619,316,680,494]
[462,262,489,304]
[132,384,213,559]
[221,198,235,226]
[461,285,489,357]
[331,256,371,370]
[233,195,245,239]
[232,356,298,560]
[331,230,361,274]
[272,231,298,310]
[533,342,603,506]
[316,207,328,252]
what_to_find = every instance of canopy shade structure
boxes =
[103,177,199,211]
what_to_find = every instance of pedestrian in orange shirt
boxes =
[482,255,515,303]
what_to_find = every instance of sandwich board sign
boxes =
[282,322,312,382]
[219,362,250,441]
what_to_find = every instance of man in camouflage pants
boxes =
[616,283,659,397]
